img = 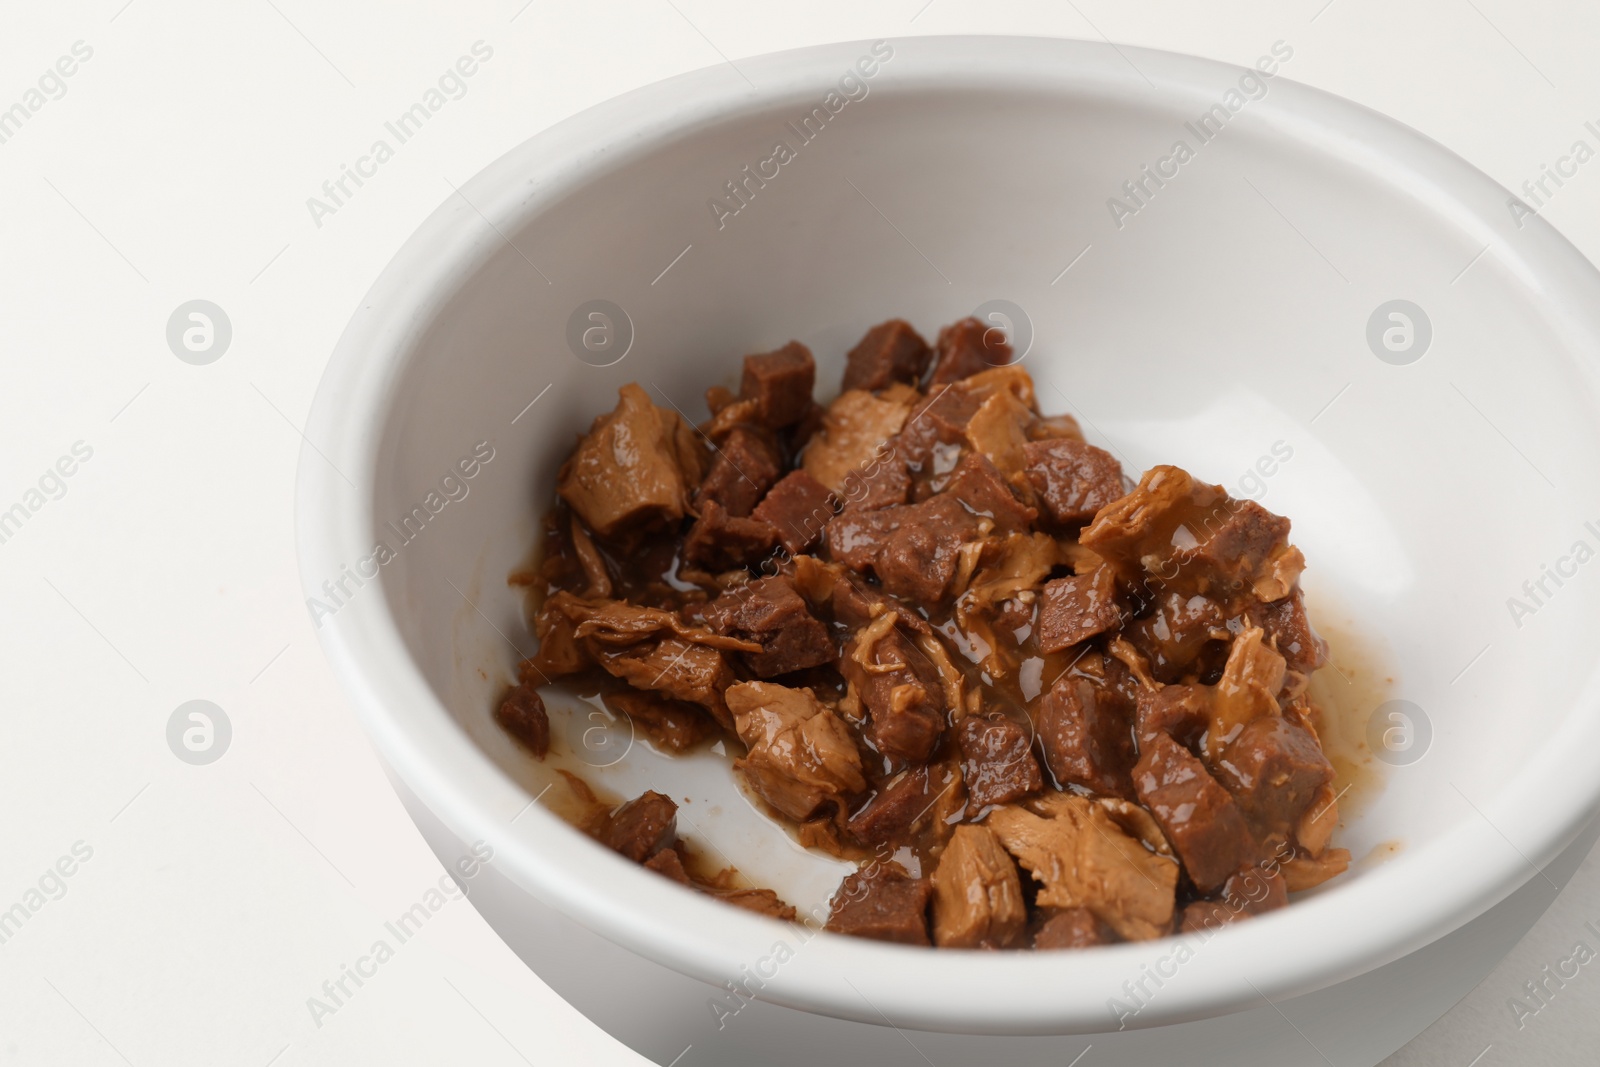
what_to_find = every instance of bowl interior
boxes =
[312,37,1600,1031]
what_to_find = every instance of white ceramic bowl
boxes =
[298,35,1600,1048]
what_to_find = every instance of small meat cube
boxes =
[1188,499,1293,592]
[840,620,947,763]
[786,400,828,454]
[802,388,915,495]
[1024,438,1125,526]
[728,681,866,822]
[1036,568,1122,653]
[604,690,716,753]
[697,425,782,517]
[1214,715,1334,845]
[944,452,1036,532]
[1247,590,1329,674]
[845,765,954,847]
[643,846,693,885]
[929,317,1011,385]
[702,577,836,677]
[956,716,1043,809]
[842,319,933,392]
[1132,734,1257,893]
[597,791,678,863]
[682,500,779,570]
[1081,466,1300,602]
[1134,683,1211,751]
[825,494,979,606]
[837,450,911,511]
[892,386,985,472]
[1125,591,1227,682]
[1179,865,1288,933]
[739,341,816,427]
[557,383,705,537]
[1033,907,1116,950]
[931,825,1027,948]
[751,470,838,554]
[494,682,549,758]
[1222,863,1288,914]
[825,863,932,945]
[872,513,968,605]
[1035,673,1137,798]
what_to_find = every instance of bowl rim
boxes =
[296,34,1600,1034]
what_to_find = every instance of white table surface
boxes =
[3,1,1597,1064]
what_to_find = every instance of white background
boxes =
[3,1,1599,1064]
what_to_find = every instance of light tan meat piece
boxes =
[963,387,1034,482]
[557,383,706,536]
[532,592,757,728]
[987,793,1177,942]
[931,825,1027,948]
[727,682,866,821]
[801,388,916,493]
[1079,464,1301,604]
[1206,626,1287,762]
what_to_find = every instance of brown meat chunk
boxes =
[1033,907,1115,949]
[1036,568,1122,653]
[682,500,779,570]
[825,493,980,606]
[931,825,1027,949]
[1132,733,1257,893]
[1179,865,1288,933]
[844,763,958,847]
[557,383,704,537]
[842,319,933,392]
[929,317,1012,385]
[728,681,867,821]
[604,689,716,753]
[702,577,836,678]
[944,452,1036,532]
[1125,591,1227,682]
[840,615,947,762]
[802,387,916,496]
[1134,683,1211,751]
[1214,715,1334,845]
[1024,438,1124,527]
[696,425,782,517]
[495,682,549,758]
[825,863,932,945]
[596,791,677,863]
[956,716,1043,809]
[837,451,912,512]
[1247,589,1329,674]
[751,470,837,554]
[892,385,986,473]
[739,342,816,427]
[1080,465,1299,602]
[1035,673,1136,798]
